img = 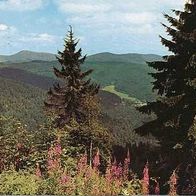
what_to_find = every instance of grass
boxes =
[102,85,143,105]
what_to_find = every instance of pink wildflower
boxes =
[93,149,100,170]
[155,180,160,195]
[47,146,53,157]
[106,158,123,180]
[47,159,60,172]
[111,163,123,179]
[169,170,178,195]
[142,161,149,195]
[16,143,23,149]
[126,149,131,163]
[60,173,70,184]
[55,143,62,155]
[143,162,149,185]
[105,159,112,182]
[123,149,131,180]
[84,166,93,179]
[77,152,88,173]
[47,141,62,173]
[35,162,42,178]
[105,158,123,195]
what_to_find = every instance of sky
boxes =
[0,0,185,55]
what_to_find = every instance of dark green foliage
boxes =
[0,77,46,129]
[44,27,114,165]
[0,113,58,172]
[0,73,154,149]
[101,98,157,147]
[45,27,99,127]
[136,1,196,194]
[0,67,58,90]
[0,115,31,171]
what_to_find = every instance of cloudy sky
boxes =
[0,0,185,55]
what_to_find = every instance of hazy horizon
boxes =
[0,0,185,55]
[0,49,163,57]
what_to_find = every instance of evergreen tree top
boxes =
[56,26,86,69]
[45,26,99,127]
[136,0,196,140]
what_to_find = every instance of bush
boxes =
[0,170,40,195]
[0,115,33,171]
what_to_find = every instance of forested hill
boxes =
[0,67,58,90]
[0,50,56,63]
[0,51,162,101]
[0,50,159,139]
[0,75,154,146]
[87,52,161,64]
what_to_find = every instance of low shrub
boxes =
[0,170,40,195]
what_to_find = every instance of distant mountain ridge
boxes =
[0,50,56,63]
[0,50,162,64]
[87,52,162,64]
[0,50,162,101]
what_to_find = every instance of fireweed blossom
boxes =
[60,173,70,184]
[123,149,131,180]
[93,149,100,170]
[155,180,160,195]
[35,162,42,178]
[77,152,88,173]
[47,140,62,173]
[142,161,149,194]
[169,170,178,195]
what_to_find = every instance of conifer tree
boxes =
[136,0,196,194]
[45,26,99,127]
[45,27,112,163]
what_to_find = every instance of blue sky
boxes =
[0,0,185,55]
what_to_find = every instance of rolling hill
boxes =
[0,74,154,146]
[0,76,46,128]
[87,52,161,64]
[0,51,162,101]
[0,50,56,63]
[0,50,162,64]
[0,67,58,90]
[0,51,158,145]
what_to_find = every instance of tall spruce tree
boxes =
[45,27,112,163]
[136,0,196,194]
[45,26,99,127]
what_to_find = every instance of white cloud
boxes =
[32,33,56,42]
[55,0,185,14]
[19,33,57,43]
[68,11,159,37]
[0,24,16,35]
[53,0,185,55]
[0,0,44,11]
[0,25,57,48]
[123,13,154,24]
[56,1,111,14]
[0,26,63,54]
[0,24,8,31]
[55,0,184,38]
[115,0,184,11]
[70,11,158,26]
